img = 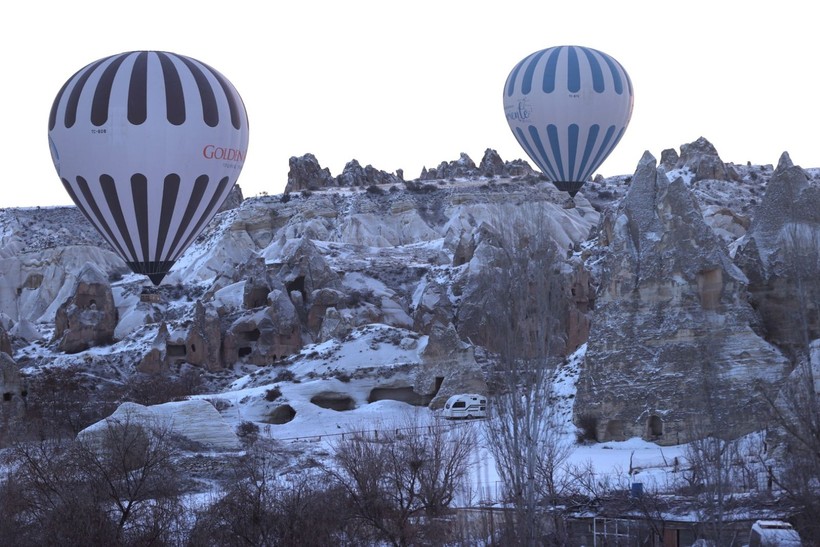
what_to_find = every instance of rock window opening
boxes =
[647,415,663,438]
[167,344,186,357]
[286,275,307,303]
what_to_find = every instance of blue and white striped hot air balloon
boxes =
[503,45,633,197]
[48,51,249,285]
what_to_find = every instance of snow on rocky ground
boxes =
[176,335,690,505]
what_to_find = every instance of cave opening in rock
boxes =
[267,404,296,424]
[167,344,186,357]
[246,286,269,309]
[286,275,307,302]
[311,392,356,411]
[647,415,663,438]
[368,386,426,406]
[433,377,444,397]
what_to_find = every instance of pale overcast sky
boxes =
[3,1,818,207]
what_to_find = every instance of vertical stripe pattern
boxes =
[48,51,249,285]
[49,51,248,131]
[503,45,633,196]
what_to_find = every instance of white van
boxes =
[441,394,487,419]
[748,520,801,547]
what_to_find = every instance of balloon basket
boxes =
[139,286,162,304]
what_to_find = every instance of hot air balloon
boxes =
[503,45,633,197]
[48,50,249,286]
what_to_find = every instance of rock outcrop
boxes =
[668,136,740,182]
[335,159,403,188]
[217,184,244,213]
[223,290,303,366]
[78,399,240,451]
[4,142,815,452]
[286,154,403,193]
[137,323,171,374]
[735,153,820,360]
[453,195,597,358]
[285,153,336,193]
[477,148,535,178]
[415,323,486,408]
[185,301,223,371]
[420,152,478,180]
[53,263,118,354]
[574,152,791,445]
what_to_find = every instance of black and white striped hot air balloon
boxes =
[48,50,249,285]
[503,45,633,197]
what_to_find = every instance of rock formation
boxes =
[574,152,791,445]
[285,154,403,193]
[420,152,477,180]
[415,322,486,408]
[669,136,740,182]
[335,159,403,188]
[223,289,303,366]
[477,148,535,178]
[285,153,336,192]
[77,399,240,451]
[735,153,820,360]
[185,301,223,372]
[2,140,815,453]
[53,263,118,354]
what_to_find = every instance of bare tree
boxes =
[327,415,477,546]
[756,223,820,543]
[481,206,573,546]
[757,350,820,543]
[2,413,186,545]
[74,411,186,544]
[20,365,123,440]
[191,442,348,546]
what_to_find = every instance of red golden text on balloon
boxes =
[203,145,246,163]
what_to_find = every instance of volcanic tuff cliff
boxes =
[0,140,817,445]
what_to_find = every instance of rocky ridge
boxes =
[0,138,817,449]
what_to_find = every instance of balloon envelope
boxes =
[48,51,249,285]
[503,45,633,196]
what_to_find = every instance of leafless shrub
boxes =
[326,415,477,546]
[2,412,186,545]
[191,444,347,546]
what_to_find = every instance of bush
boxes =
[333,371,352,383]
[273,369,295,383]
[264,386,282,401]
[236,421,260,442]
